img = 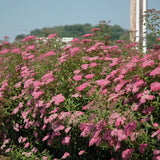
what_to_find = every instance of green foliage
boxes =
[15,34,28,41]
[1,18,160,160]
[145,9,160,49]
[15,22,128,41]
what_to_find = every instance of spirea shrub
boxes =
[0,27,160,160]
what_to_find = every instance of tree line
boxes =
[15,23,129,41]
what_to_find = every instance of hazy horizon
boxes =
[0,0,160,41]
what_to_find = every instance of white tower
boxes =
[130,0,148,53]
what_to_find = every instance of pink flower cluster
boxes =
[0,26,160,160]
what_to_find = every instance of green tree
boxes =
[15,34,27,40]
[30,28,42,36]
[110,25,129,40]
[145,9,160,49]
[15,23,128,41]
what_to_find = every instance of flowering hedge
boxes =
[0,28,160,160]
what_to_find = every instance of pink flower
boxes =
[142,60,155,68]
[42,133,50,141]
[151,129,160,140]
[48,33,58,38]
[34,131,38,138]
[24,142,30,148]
[0,49,10,54]
[12,48,21,54]
[13,123,20,132]
[153,123,159,128]
[24,78,34,88]
[75,111,84,116]
[53,124,65,132]
[22,110,30,120]
[122,149,133,160]
[76,82,89,91]
[84,33,94,37]
[41,72,54,84]
[153,149,160,156]
[61,152,70,159]
[91,28,101,32]
[18,136,23,143]
[139,143,148,154]
[80,123,95,137]
[32,147,38,153]
[23,35,35,42]
[73,69,81,74]
[115,141,121,151]
[58,111,71,120]
[114,75,124,82]
[109,61,119,67]
[69,47,79,56]
[71,93,82,98]
[49,107,60,114]
[41,51,56,58]
[124,121,137,136]
[116,40,124,43]
[89,62,98,67]
[142,106,154,115]
[73,75,82,81]
[88,56,99,61]
[14,82,22,88]
[27,45,35,50]
[4,41,10,45]
[137,90,155,104]
[51,93,65,105]
[27,55,35,59]
[62,135,71,145]
[115,80,126,93]
[132,79,145,93]
[5,148,11,153]
[103,129,112,141]
[71,38,80,42]
[48,114,58,122]
[78,150,85,155]
[81,64,89,70]
[3,139,10,145]
[25,152,32,157]
[4,36,9,39]
[32,91,44,99]
[118,130,127,141]
[65,127,71,133]
[111,129,127,142]
[85,74,95,79]
[150,67,160,77]
[43,156,48,160]
[41,124,47,131]
[150,82,160,92]
[95,79,110,87]
[89,137,101,146]
[86,43,104,52]
[12,106,20,115]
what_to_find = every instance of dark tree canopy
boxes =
[15,23,129,41]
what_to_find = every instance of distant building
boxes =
[35,37,73,46]
[61,37,73,46]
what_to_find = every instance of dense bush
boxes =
[0,26,160,160]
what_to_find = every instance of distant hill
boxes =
[15,23,129,41]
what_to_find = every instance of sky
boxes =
[0,0,160,42]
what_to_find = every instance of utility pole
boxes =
[136,0,140,43]
[130,0,136,42]
[142,0,147,53]
[130,0,147,53]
